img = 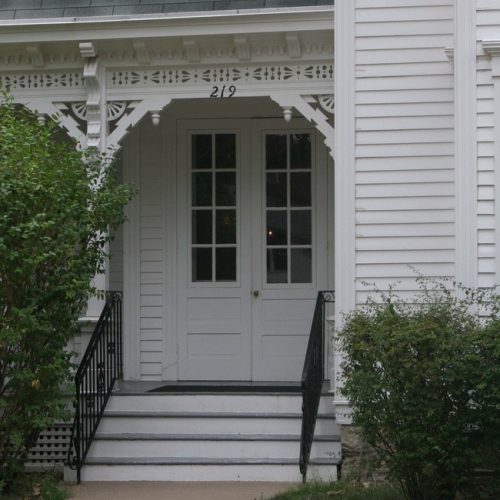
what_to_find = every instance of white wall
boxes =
[354,0,456,302]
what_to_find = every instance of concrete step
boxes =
[81,458,339,482]
[98,411,340,436]
[87,433,341,460]
[81,391,340,482]
[107,393,334,414]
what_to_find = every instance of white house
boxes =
[1,0,499,484]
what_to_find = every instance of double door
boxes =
[176,119,328,381]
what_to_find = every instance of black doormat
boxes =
[148,382,302,393]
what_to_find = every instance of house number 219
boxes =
[210,85,236,98]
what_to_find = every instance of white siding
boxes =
[355,0,455,301]
[476,0,500,288]
[138,121,165,379]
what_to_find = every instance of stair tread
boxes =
[103,410,335,419]
[93,433,341,441]
[84,457,341,466]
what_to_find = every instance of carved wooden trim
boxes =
[269,93,334,156]
[108,62,333,89]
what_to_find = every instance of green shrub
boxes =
[337,281,500,500]
[0,93,132,492]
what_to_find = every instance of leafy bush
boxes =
[0,93,132,492]
[337,281,500,500]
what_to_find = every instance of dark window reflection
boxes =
[192,134,212,169]
[291,248,312,283]
[216,248,236,281]
[216,209,236,244]
[216,172,236,206]
[291,210,311,245]
[266,172,287,207]
[266,135,287,170]
[290,134,311,170]
[192,248,212,281]
[267,211,287,245]
[192,172,212,206]
[215,134,236,169]
[192,210,212,244]
[267,248,288,283]
[290,172,311,207]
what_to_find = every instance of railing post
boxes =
[75,378,81,483]
[67,291,123,481]
[300,290,335,482]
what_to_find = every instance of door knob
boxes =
[253,290,260,298]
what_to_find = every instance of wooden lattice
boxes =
[26,423,71,470]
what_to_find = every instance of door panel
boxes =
[251,123,327,381]
[177,121,252,380]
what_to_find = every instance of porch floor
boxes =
[114,380,330,394]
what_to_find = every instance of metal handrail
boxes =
[67,291,123,483]
[299,290,335,483]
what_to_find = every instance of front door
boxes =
[177,119,328,381]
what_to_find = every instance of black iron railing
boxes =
[299,290,335,483]
[67,291,123,483]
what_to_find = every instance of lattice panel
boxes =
[0,72,85,90]
[26,423,71,469]
[108,63,334,88]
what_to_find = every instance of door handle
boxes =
[252,290,260,298]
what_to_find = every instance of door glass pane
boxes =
[216,248,236,281]
[216,134,236,169]
[290,134,311,169]
[216,209,236,244]
[266,172,287,207]
[267,249,287,283]
[192,172,212,206]
[291,249,312,283]
[267,211,287,245]
[291,210,311,245]
[266,135,287,170]
[193,248,212,281]
[290,172,311,207]
[192,134,212,169]
[216,172,236,206]
[192,210,212,244]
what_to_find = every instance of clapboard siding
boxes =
[355,0,455,299]
[138,122,165,379]
[476,0,499,289]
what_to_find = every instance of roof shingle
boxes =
[0,0,333,20]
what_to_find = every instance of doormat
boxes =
[148,383,302,393]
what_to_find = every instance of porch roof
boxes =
[1,0,334,21]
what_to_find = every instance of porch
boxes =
[68,95,338,479]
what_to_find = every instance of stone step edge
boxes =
[84,457,341,466]
[102,411,335,419]
[93,433,341,442]
[111,391,334,397]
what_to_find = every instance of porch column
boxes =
[81,42,109,321]
[482,41,500,285]
[333,0,356,424]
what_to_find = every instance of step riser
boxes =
[81,464,338,482]
[107,395,333,414]
[88,439,340,460]
[98,416,339,436]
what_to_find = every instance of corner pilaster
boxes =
[482,40,500,287]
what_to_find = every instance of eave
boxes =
[0,6,334,45]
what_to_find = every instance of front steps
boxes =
[80,385,341,482]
